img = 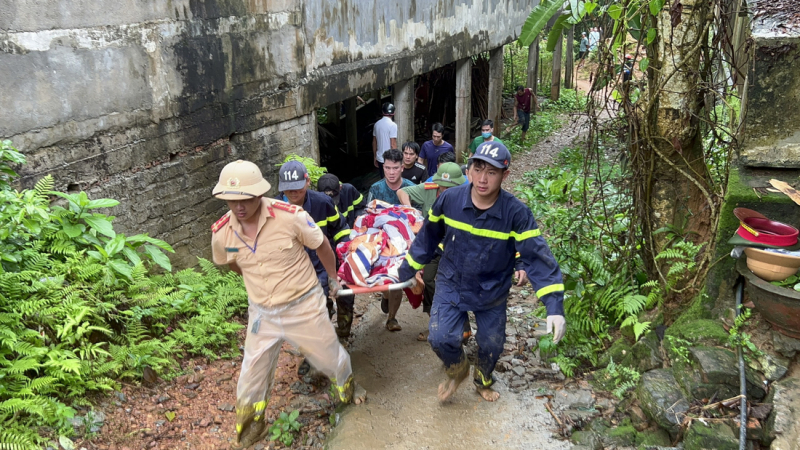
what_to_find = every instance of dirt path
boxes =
[325,295,572,450]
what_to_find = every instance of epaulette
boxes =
[211,211,231,233]
[272,200,301,214]
[415,162,426,169]
[423,182,438,190]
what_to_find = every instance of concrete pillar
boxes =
[328,102,341,128]
[551,30,563,101]
[565,27,574,90]
[527,37,540,106]
[487,46,504,131]
[393,78,414,147]
[345,97,358,158]
[455,58,472,164]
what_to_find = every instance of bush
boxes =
[0,142,248,448]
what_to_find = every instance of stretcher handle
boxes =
[335,278,416,297]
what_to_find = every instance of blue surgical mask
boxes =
[482,132,492,139]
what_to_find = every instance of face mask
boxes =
[482,132,492,139]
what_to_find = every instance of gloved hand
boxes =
[547,315,566,343]
[328,278,341,299]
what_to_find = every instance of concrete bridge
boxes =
[1,0,537,266]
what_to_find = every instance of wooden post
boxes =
[393,78,414,147]
[345,97,358,158]
[527,37,540,111]
[455,58,472,164]
[551,30,563,101]
[329,102,341,128]
[372,89,382,107]
[565,27,574,89]
[487,46,504,130]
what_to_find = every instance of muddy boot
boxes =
[233,412,268,449]
[336,375,367,405]
[297,358,311,376]
[336,312,353,338]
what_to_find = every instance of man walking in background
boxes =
[469,119,504,155]
[401,141,427,184]
[505,85,537,142]
[373,103,398,178]
[418,123,454,179]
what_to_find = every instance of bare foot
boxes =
[437,372,468,402]
[476,385,500,402]
[353,383,367,405]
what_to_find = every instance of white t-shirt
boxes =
[373,116,398,163]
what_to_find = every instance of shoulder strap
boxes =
[272,199,301,214]
[211,211,231,233]
[423,182,438,190]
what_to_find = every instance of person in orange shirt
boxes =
[210,160,365,448]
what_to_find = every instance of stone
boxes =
[771,331,800,358]
[506,336,517,345]
[214,415,223,424]
[496,362,511,373]
[599,425,637,447]
[622,331,663,373]
[183,392,197,399]
[683,421,738,450]
[189,373,205,383]
[185,383,200,390]
[752,352,790,382]
[157,394,170,403]
[116,392,127,403]
[511,358,524,367]
[629,405,650,432]
[199,418,212,427]
[253,444,265,450]
[599,339,633,368]
[503,343,516,352]
[665,319,730,347]
[674,346,766,402]
[637,369,689,438]
[570,430,602,450]
[217,403,235,412]
[635,427,672,447]
[764,376,800,449]
[510,380,527,388]
[511,366,526,377]
[526,338,538,349]
[216,374,233,384]
[553,389,595,411]
[498,355,514,363]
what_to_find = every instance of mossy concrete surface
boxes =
[705,165,800,317]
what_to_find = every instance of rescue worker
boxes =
[396,162,467,341]
[317,173,365,228]
[397,142,566,402]
[277,161,355,375]
[210,160,365,448]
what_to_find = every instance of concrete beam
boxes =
[393,79,414,147]
[487,47,504,130]
[455,58,472,163]
[345,98,358,158]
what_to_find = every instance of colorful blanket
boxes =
[336,200,424,307]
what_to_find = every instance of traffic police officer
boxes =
[397,142,566,402]
[210,160,364,448]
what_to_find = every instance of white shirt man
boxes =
[373,102,398,177]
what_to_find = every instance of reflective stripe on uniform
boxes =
[334,229,350,242]
[536,283,564,299]
[341,194,364,217]
[405,253,424,270]
[428,212,542,241]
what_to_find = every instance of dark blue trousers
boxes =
[428,288,507,383]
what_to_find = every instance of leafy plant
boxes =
[595,357,641,399]
[664,335,692,365]
[276,154,327,186]
[269,410,302,446]
[728,307,762,358]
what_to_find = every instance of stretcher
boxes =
[335,278,417,297]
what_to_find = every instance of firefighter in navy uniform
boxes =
[397,142,567,402]
[317,173,365,228]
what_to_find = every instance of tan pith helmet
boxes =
[212,160,271,200]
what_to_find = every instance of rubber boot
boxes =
[336,311,353,338]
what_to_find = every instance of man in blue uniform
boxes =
[397,142,566,402]
[317,173,365,228]
[278,161,356,373]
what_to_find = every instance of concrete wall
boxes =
[1,0,536,267]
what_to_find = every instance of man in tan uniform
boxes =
[210,160,365,448]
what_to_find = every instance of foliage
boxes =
[276,154,327,186]
[502,89,586,153]
[595,357,641,399]
[518,0,568,47]
[269,410,302,446]
[664,335,692,365]
[0,143,248,447]
[0,140,25,190]
[728,307,762,359]
[770,272,800,291]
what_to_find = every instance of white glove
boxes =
[547,315,566,343]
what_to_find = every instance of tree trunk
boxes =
[528,37,540,101]
[636,0,713,278]
[565,27,574,89]
[551,30,562,101]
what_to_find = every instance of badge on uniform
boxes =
[225,247,239,252]
[306,216,317,228]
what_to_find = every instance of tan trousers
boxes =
[234,285,353,437]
